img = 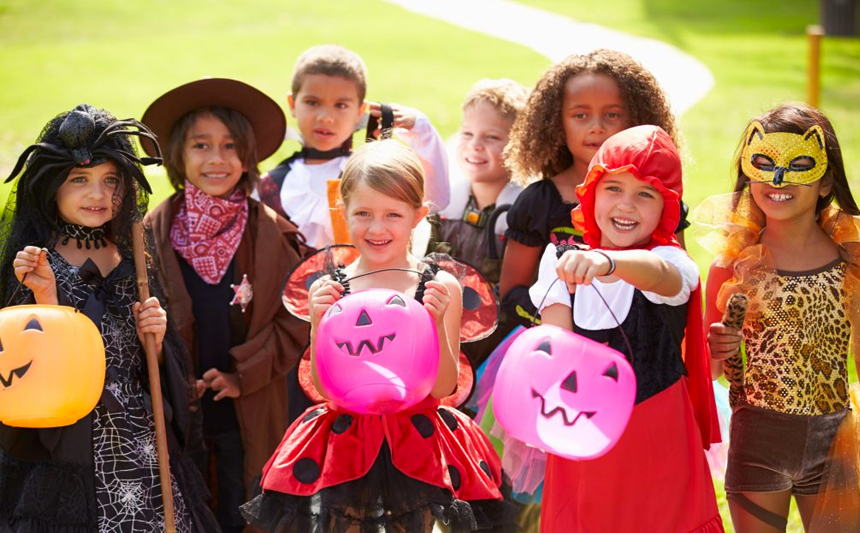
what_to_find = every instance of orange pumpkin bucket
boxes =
[0,305,105,428]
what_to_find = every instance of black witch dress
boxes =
[0,249,218,532]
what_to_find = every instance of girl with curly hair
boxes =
[498,49,687,329]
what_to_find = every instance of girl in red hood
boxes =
[531,125,723,532]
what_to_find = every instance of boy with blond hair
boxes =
[434,78,529,283]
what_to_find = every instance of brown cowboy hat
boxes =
[140,77,286,160]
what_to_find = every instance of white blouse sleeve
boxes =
[529,244,571,311]
[641,246,700,306]
[395,113,450,212]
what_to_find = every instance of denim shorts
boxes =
[725,403,846,495]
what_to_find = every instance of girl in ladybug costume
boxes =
[242,140,515,532]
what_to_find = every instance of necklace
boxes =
[58,220,109,249]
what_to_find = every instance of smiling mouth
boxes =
[766,192,793,202]
[0,361,32,388]
[531,388,595,426]
[336,334,396,356]
[612,218,638,231]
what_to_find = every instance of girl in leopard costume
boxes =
[703,103,860,532]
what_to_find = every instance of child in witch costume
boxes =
[141,79,309,533]
[531,125,722,532]
[242,140,515,532]
[0,104,219,532]
[256,44,449,249]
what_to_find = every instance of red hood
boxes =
[572,125,682,250]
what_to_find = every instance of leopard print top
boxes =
[741,258,850,415]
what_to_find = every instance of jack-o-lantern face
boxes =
[315,289,439,414]
[493,324,635,460]
[0,316,41,388]
[0,305,106,428]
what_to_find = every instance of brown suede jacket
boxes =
[147,194,309,494]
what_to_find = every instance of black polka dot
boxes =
[332,414,353,434]
[479,460,491,478]
[438,408,459,431]
[462,286,481,311]
[302,408,325,423]
[447,465,461,491]
[293,458,320,484]
[411,414,435,438]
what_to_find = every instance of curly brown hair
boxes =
[505,49,677,184]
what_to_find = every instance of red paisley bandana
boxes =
[170,180,248,285]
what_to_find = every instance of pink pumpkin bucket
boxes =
[493,324,636,460]
[315,289,439,414]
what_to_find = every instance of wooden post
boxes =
[807,24,825,108]
[132,222,176,533]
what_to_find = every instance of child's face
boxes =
[593,171,664,248]
[182,114,246,198]
[749,180,830,225]
[288,74,367,155]
[562,73,630,176]
[457,101,514,185]
[345,181,428,265]
[56,161,121,228]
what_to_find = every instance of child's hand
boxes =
[13,246,57,304]
[367,102,417,132]
[707,323,742,360]
[195,379,207,399]
[555,249,613,292]
[133,297,167,355]
[309,279,344,326]
[422,279,451,324]
[202,368,241,400]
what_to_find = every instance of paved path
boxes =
[387,0,713,116]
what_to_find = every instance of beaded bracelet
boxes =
[592,250,616,276]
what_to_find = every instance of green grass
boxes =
[0,0,548,202]
[3,2,859,531]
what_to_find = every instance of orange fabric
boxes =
[326,178,351,244]
[809,383,860,531]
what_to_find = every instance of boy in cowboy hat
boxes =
[141,78,309,533]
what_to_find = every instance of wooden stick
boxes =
[132,222,176,533]
[807,24,824,108]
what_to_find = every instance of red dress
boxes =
[242,255,515,532]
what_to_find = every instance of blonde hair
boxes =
[340,140,425,209]
[292,44,368,102]
[463,78,529,122]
